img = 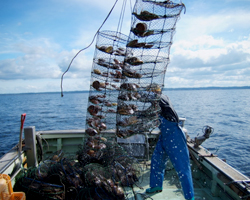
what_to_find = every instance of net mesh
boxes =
[85,31,129,135]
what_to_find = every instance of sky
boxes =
[0,0,250,94]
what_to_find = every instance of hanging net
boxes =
[116,0,185,138]
[84,0,185,139]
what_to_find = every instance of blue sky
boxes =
[1,0,250,94]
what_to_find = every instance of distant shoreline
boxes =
[1,86,250,95]
[163,86,250,91]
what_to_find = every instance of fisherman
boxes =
[146,94,195,200]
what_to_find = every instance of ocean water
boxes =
[0,89,249,177]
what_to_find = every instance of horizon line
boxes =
[0,85,250,95]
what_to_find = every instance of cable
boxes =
[60,0,119,97]
[116,0,127,34]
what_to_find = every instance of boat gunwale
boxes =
[188,142,250,197]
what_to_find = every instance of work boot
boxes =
[146,187,162,193]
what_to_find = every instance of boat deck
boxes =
[129,165,187,200]
[124,161,222,200]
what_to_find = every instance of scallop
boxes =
[86,127,98,136]
[93,69,102,75]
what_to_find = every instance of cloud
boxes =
[175,8,250,41]
[0,34,94,81]
[169,4,250,89]
[166,34,250,88]
[1,0,250,93]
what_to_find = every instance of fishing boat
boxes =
[1,0,250,199]
[1,119,250,200]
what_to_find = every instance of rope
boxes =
[60,0,119,97]
[116,0,127,34]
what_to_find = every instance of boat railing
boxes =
[188,141,250,199]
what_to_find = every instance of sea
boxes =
[0,88,249,178]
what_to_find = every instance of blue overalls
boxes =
[149,116,194,200]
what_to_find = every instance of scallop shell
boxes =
[86,127,98,136]
[126,40,138,47]
[88,105,101,116]
[93,69,102,75]
[92,81,100,90]
[135,23,147,35]
[105,46,113,53]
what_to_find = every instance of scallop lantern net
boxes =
[85,31,129,137]
[116,0,185,138]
